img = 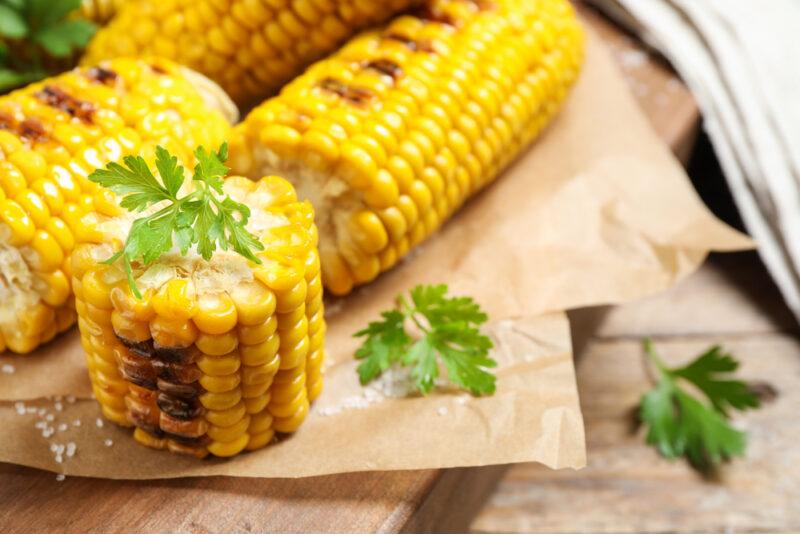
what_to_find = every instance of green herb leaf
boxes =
[0,67,41,93]
[639,339,760,471]
[0,0,98,94]
[355,284,496,395]
[89,144,265,296]
[0,4,28,39]
[26,0,83,28]
[32,19,95,58]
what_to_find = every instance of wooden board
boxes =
[0,9,702,534]
[473,252,800,533]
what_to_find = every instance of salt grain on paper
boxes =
[55,474,66,482]
[58,423,68,432]
[437,406,449,416]
[96,418,104,428]
[66,442,77,458]
[104,439,114,447]
[1,363,14,374]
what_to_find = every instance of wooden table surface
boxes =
[0,7,725,534]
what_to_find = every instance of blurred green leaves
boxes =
[0,0,97,92]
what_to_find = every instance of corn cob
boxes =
[229,0,584,296]
[0,58,235,354]
[72,175,325,457]
[80,0,128,23]
[82,0,422,107]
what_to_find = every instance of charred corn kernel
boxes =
[0,58,234,354]
[80,0,127,23]
[231,0,583,296]
[84,0,421,107]
[75,176,325,457]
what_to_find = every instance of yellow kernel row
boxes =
[74,176,326,457]
[83,0,422,107]
[0,58,232,354]
[230,0,584,296]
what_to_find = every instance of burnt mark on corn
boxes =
[318,77,375,106]
[156,378,201,399]
[153,343,197,364]
[0,111,13,130]
[150,64,168,75]
[414,6,458,26]
[157,393,203,420]
[35,86,95,123]
[87,66,118,85]
[364,59,404,80]
[383,32,437,53]
[117,335,155,357]
[19,118,47,142]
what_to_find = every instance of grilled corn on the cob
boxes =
[73,175,325,457]
[229,0,585,296]
[82,0,422,107]
[0,58,235,354]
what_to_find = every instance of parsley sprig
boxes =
[0,0,96,93]
[640,339,762,471]
[355,284,496,395]
[89,144,264,297]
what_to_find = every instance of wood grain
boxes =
[473,254,800,533]
[0,10,701,534]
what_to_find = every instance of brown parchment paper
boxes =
[0,27,751,478]
[0,313,583,478]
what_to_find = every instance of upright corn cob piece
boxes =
[72,176,325,457]
[82,0,422,107]
[0,58,235,354]
[229,0,585,295]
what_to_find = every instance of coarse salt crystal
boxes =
[14,402,25,415]
[45,413,54,422]
[54,402,63,412]
[1,364,14,374]
[55,455,63,464]
[73,420,82,427]
[437,406,448,416]
[104,439,113,447]
[50,443,58,453]
[96,418,104,428]
[66,442,77,458]
[58,423,68,432]
[55,474,66,482]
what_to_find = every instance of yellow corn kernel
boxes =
[194,292,238,335]
[230,0,583,296]
[149,315,199,348]
[152,279,197,320]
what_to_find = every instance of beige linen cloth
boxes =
[589,0,800,322]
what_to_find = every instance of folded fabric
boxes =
[589,0,800,322]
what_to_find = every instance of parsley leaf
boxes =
[355,284,496,395]
[0,0,97,94]
[89,144,264,298]
[639,339,761,471]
